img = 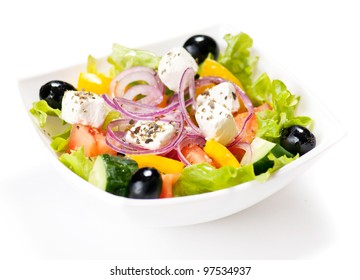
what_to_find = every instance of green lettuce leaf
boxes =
[252,73,313,142]
[247,72,272,106]
[218,32,258,90]
[29,100,61,128]
[50,126,71,153]
[86,55,116,78]
[256,153,299,182]
[107,44,161,74]
[30,100,71,152]
[173,152,299,197]
[217,33,312,141]
[173,163,256,197]
[58,147,94,180]
[50,137,69,153]
[87,55,99,74]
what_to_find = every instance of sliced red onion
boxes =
[104,95,193,120]
[123,84,164,106]
[113,71,159,97]
[178,67,200,134]
[103,94,160,120]
[102,94,119,111]
[109,66,165,108]
[109,66,156,95]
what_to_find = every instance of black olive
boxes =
[183,34,219,64]
[128,167,162,199]
[280,125,316,156]
[39,80,76,109]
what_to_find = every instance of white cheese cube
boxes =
[158,47,198,91]
[197,82,240,113]
[125,120,176,150]
[61,90,108,128]
[195,100,238,146]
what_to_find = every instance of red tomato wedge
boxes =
[234,112,258,145]
[229,103,272,162]
[181,144,215,166]
[160,173,181,198]
[234,103,272,144]
[67,124,117,157]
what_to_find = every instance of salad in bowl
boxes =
[28,31,316,201]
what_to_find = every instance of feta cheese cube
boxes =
[197,82,240,113]
[195,100,238,146]
[158,47,198,91]
[125,120,176,150]
[61,90,108,128]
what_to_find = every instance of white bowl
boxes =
[17,24,346,227]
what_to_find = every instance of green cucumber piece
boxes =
[241,137,276,165]
[241,137,293,175]
[88,154,138,196]
[253,144,293,175]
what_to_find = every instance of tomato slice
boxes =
[234,112,258,145]
[67,124,116,157]
[181,144,215,166]
[228,114,257,163]
[93,132,117,156]
[229,103,273,161]
[233,103,272,145]
[160,173,181,198]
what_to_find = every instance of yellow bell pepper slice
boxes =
[77,72,112,95]
[199,58,244,90]
[128,155,185,174]
[203,139,240,168]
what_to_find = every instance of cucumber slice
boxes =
[241,137,293,175]
[88,154,138,196]
[241,137,276,165]
[253,144,293,175]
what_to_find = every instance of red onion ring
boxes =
[109,66,165,107]
[114,71,159,97]
[103,94,193,120]
[102,94,119,111]
[123,84,164,105]
[178,67,201,134]
[109,66,156,94]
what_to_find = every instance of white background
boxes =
[0,0,359,278]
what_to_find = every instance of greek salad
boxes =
[30,32,316,199]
